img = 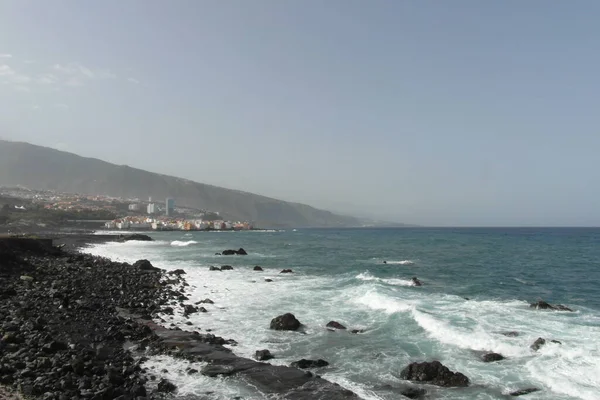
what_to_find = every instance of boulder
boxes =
[119,234,153,242]
[157,378,177,393]
[530,301,573,312]
[197,298,214,304]
[133,259,159,271]
[253,266,264,271]
[400,361,469,387]
[481,353,505,362]
[291,359,329,369]
[209,266,221,271]
[411,277,422,286]
[280,269,294,274]
[400,387,427,399]
[168,269,186,275]
[270,313,301,331]
[255,349,274,361]
[326,321,347,330]
[530,337,546,351]
[215,252,221,256]
[510,388,541,396]
[222,248,248,255]
[221,265,234,271]
[265,279,273,282]
[183,305,198,315]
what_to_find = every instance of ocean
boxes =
[85,228,600,400]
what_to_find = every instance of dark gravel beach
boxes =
[0,235,360,400]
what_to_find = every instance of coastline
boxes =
[0,233,360,400]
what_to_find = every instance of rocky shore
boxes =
[0,236,360,400]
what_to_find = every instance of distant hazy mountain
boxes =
[0,140,361,228]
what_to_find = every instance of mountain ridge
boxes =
[0,139,363,228]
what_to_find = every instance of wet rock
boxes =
[291,359,329,369]
[530,301,573,312]
[265,279,273,282]
[253,266,264,271]
[222,248,248,255]
[530,337,546,351]
[510,388,541,396]
[326,321,347,330]
[157,378,177,393]
[351,329,365,334]
[168,269,186,275]
[221,265,234,271]
[400,361,469,387]
[119,233,153,242]
[196,298,214,304]
[215,253,221,256]
[500,331,519,337]
[133,259,159,271]
[400,387,427,399]
[255,349,274,361]
[411,277,422,286]
[183,305,198,315]
[198,307,208,313]
[209,266,221,271]
[280,269,293,273]
[481,353,505,362]
[270,313,301,331]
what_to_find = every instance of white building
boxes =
[128,204,140,211]
[147,203,155,214]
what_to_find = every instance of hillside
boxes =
[0,140,361,228]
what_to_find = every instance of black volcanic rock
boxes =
[270,313,301,331]
[280,269,294,274]
[482,352,505,362]
[119,234,153,242]
[530,301,573,312]
[510,388,541,396]
[133,259,159,271]
[253,266,264,271]
[326,321,347,330]
[221,265,234,270]
[400,361,469,387]
[291,359,329,369]
[157,378,177,393]
[530,337,546,351]
[222,248,248,256]
[209,266,221,271]
[255,349,274,361]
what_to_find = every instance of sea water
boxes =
[85,228,600,400]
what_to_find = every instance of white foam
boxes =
[384,260,415,265]
[354,290,414,314]
[355,272,414,287]
[170,240,198,247]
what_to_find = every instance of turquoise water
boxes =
[87,228,600,400]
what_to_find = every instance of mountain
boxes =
[0,140,361,228]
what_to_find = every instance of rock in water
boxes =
[400,361,469,387]
[411,277,422,286]
[530,337,546,351]
[209,266,221,271]
[183,305,198,315]
[530,301,573,312]
[326,321,347,330]
[222,249,236,255]
[157,378,177,393]
[255,349,274,361]
[482,353,505,362]
[280,269,294,273]
[222,248,248,255]
[221,265,234,270]
[270,313,301,331]
[291,359,329,369]
[510,388,541,396]
[253,266,264,271]
[168,269,186,275]
[133,259,159,271]
[237,248,248,255]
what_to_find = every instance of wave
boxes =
[356,272,415,287]
[383,260,415,265]
[171,240,198,247]
[354,291,414,314]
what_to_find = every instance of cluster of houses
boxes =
[104,216,253,231]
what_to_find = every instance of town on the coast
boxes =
[0,187,254,232]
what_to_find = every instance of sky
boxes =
[1,1,600,226]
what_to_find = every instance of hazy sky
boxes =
[1,1,599,226]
